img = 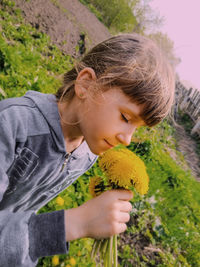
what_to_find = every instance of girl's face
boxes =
[78,88,146,155]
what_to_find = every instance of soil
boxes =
[13,0,111,57]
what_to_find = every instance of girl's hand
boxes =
[64,190,133,241]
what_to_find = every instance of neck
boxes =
[57,100,84,143]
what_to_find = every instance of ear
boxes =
[74,67,96,99]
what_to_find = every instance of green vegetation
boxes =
[1,1,200,266]
[0,0,73,100]
[79,0,138,33]
[79,0,179,67]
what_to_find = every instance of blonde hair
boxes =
[55,33,175,127]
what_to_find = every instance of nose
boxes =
[116,128,136,146]
[117,133,132,146]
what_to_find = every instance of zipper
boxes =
[60,152,71,172]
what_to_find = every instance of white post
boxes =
[180,91,191,111]
[192,96,200,119]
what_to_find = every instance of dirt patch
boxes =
[118,215,165,266]
[13,0,111,56]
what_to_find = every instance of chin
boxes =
[88,144,107,156]
[90,148,102,156]
[94,147,112,156]
[86,143,100,155]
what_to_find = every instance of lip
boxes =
[104,139,114,148]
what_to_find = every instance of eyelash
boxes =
[121,113,129,123]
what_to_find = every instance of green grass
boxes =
[1,1,200,266]
[126,123,200,266]
[0,0,73,100]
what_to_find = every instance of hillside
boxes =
[13,0,111,56]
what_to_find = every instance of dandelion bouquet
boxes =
[89,148,149,267]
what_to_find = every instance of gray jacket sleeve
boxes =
[0,113,68,266]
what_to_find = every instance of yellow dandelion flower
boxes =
[69,257,76,266]
[65,265,71,267]
[89,176,103,197]
[99,148,149,195]
[77,250,81,256]
[52,255,59,266]
[56,196,65,206]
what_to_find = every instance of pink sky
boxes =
[150,0,200,90]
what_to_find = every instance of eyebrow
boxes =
[123,107,146,126]
[124,107,142,120]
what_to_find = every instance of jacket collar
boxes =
[24,91,96,161]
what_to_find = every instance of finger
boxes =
[116,223,127,234]
[118,211,130,223]
[118,201,132,212]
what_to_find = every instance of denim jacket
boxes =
[0,91,98,267]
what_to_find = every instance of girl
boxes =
[0,33,175,267]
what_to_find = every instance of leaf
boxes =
[0,87,7,97]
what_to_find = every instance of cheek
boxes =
[82,115,109,140]
[87,109,108,129]
[81,103,119,137]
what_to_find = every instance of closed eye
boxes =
[121,113,129,123]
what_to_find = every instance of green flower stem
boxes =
[106,237,110,266]
[92,236,117,266]
[103,239,109,267]
[91,239,103,261]
[99,239,104,256]
[95,240,102,258]
[98,240,103,264]
[109,236,113,266]
[113,234,118,267]
[91,240,98,258]
[101,238,109,256]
